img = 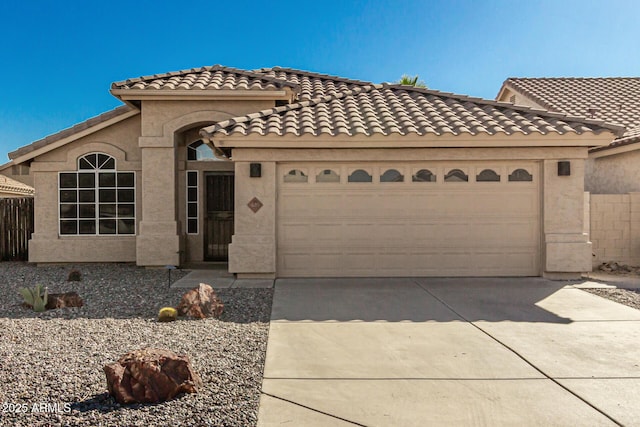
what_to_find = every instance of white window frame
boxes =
[186,170,199,235]
[58,153,136,236]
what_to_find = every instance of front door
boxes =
[204,173,234,261]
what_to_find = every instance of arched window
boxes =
[283,169,308,183]
[348,169,372,183]
[476,169,500,182]
[444,169,468,182]
[380,169,404,182]
[508,169,533,182]
[316,169,340,183]
[59,153,135,235]
[412,169,436,182]
[187,140,218,161]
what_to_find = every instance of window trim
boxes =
[186,170,199,235]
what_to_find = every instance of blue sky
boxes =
[1,0,639,160]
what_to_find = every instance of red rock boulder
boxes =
[176,283,223,319]
[103,347,202,404]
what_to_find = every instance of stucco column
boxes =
[543,158,591,278]
[228,161,276,278]
[136,136,180,266]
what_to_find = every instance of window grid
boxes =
[59,153,135,236]
[186,171,198,234]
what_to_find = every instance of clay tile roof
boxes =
[9,105,136,160]
[254,66,373,100]
[502,77,640,138]
[111,65,300,91]
[0,175,34,196]
[203,83,622,139]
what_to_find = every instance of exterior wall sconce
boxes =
[250,163,261,178]
[558,161,571,176]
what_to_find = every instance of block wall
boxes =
[589,193,640,266]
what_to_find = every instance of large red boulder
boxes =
[103,348,202,404]
[176,283,223,319]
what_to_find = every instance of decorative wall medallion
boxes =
[248,197,263,213]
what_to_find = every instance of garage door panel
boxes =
[277,163,540,277]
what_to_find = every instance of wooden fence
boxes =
[0,197,34,261]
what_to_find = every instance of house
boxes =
[3,65,622,278]
[496,78,640,194]
[0,173,34,198]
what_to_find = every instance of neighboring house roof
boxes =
[499,77,640,152]
[111,65,300,92]
[8,105,138,162]
[202,83,622,139]
[0,174,34,196]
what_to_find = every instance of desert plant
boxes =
[67,269,82,281]
[19,284,48,312]
[158,307,178,322]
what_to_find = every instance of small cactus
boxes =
[19,284,49,312]
[67,269,82,282]
[158,307,178,322]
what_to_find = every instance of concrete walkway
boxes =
[170,269,273,289]
[258,277,640,426]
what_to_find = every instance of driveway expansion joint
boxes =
[412,279,625,427]
[261,391,368,426]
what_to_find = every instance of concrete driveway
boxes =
[257,278,640,426]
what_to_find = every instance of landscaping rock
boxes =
[177,283,223,319]
[45,291,84,309]
[103,347,202,404]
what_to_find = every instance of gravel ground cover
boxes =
[584,288,640,310]
[0,262,273,427]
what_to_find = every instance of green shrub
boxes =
[19,284,48,312]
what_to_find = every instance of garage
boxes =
[277,161,540,277]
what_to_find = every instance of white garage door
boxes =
[277,162,540,277]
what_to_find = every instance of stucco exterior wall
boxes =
[586,151,640,194]
[136,99,275,266]
[589,193,640,266]
[29,115,142,263]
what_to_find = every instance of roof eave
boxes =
[203,131,616,150]
[9,108,140,164]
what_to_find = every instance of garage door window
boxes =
[348,169,372,183]
[412,169,436,182]
[477,169,500,182]
[444,169,468,182]
[284,169,308,183]
[509,169,533,182]
[316,169,340,183]
[380,169,404,182]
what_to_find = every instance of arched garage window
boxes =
[476,169,500,182]
[380,169,404,182]
[509,168,533,182]
[348,169,372,183]
[444,169,468,182]
[59,153,135,235]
